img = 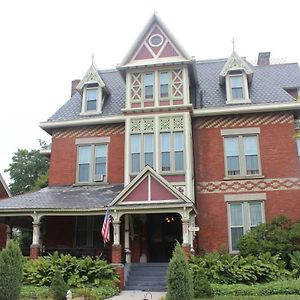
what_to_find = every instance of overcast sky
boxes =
[1,0,300,184]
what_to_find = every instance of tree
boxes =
[166,243,194,300]
[49,271,68,300]
[0,240,23,300]
[5,148,49,195]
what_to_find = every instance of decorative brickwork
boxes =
[30,245,40,259]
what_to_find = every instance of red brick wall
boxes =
[193,112,300,252]
[0,183,9,199]
[49,124,125,185]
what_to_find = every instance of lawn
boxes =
[204,297,300,300]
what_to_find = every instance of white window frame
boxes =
[144,73,154,100]
[221,128,262,179]
[160,131,185,173]
[130,133,155,174]
[76,143,108,184]
[159,71,170,99]
[225,72,250,104]
[297,137,300,166]
[226,193,266,253]
[81,85,103,115]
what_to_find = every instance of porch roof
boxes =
[0,185,124,211]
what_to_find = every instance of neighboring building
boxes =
[0,173,11,249]
[0,14,300,288]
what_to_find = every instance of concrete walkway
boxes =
[108,290,166,300]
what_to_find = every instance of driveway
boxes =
[108,290,166,300]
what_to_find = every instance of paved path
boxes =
[108,290,166,300]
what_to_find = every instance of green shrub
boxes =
[211,279,300,296]
[49,271,68,300]
[238,215,300,263]
[0,240,23,300]
[189,265,213,298]
[189,252,289,285]
[290,251,300,278]
[166,243,194,300]
[23,252,118,287]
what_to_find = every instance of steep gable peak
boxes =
[120,13,192,67]
[219,51,253,84]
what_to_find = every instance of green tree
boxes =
[166,243,194,300]
[49,271,68,300]
[5,148,49,195]
[0,240,23,300]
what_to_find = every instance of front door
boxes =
[147,213,182,262]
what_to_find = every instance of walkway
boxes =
[108,290,166,300]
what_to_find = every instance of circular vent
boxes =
[149,34,164,47]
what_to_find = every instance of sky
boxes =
[0,0,300,185]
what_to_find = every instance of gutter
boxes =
[192,102,300,117]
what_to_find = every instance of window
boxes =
[297,138,300,165]
[230,75,244,99]
[144,73,154,99]
[160,72,169,98]
[130,133,154,173]
[77,144,108,183]
[223,133,260,177]
[228,201,263,252]
[75,216,104,248]
[160,131,184,172]
[86,88,97,111]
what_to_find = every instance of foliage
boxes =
[166,242,194,300]
[31,169,49,191]
[5,148,49,195]
[238,215,300,263]
[189,252,289,285]
[289,251,300,278]
[23,252,118,287]
[0,240,23,300]
[211,279,300,296]
[49,271,68,300]
[189,265,213,298]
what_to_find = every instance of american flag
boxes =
[101,208,110,245]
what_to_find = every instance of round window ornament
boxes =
[149,34,164,47]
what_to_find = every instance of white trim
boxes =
[149,34,164,47]
[225,193,267,202]
[221,128,260,136]
[0,173,11,197]
[76,137,111,145]
[193,102,300,117]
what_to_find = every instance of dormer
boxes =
[77,61,107,115]
[219,51,253,104]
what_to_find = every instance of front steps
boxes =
[124,263,168,292]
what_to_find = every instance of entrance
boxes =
[147,213,182,262]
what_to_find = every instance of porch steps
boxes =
[124,263,168,292]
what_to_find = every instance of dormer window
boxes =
[229,73,244,99]
[86,87,98,111]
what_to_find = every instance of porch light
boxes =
[165,217,175,223]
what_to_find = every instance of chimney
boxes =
[257,52,271,66]
[71,79,80,97]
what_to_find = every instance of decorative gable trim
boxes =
[109,165,193,207]
[120,13,192,67]
[0,173,11,198]
[77,63,106,90]
[219,51,253,84]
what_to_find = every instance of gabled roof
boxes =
[0,173,11,198]
[120,13,192,67]
[110,165,193,207]
[77,62,106,90]
[219,51,253,84]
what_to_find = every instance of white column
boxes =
[32,221,40,246]
[189,215,196,253]
[6,225,11,245]
[113,220,121,246]
[124,215,131,263]
[182,218,189,245]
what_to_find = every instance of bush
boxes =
[189,252,290,285]
[0,240,23,300]
[290,251,300,278]
[238,215,300,263]
[49,271,68,300]
[189,265,213,298]
[23,252,118,287]
[166,243,193,300]
[212,279,300,296]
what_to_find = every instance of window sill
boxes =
[80,111,102,116]
[226,99,251,105]
[73,182,109,187]
[224,175,265,181]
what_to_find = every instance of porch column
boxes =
[6,225,11,245]
[30,221,40,259]
[124,215,131,263]
[189,215,196,254]
[181,218,190,259]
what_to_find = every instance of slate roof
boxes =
[0,185,123,211]
[46,60,300,123]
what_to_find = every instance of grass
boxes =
[203,297,300,299]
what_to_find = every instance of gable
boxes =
[120,14,191,67]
